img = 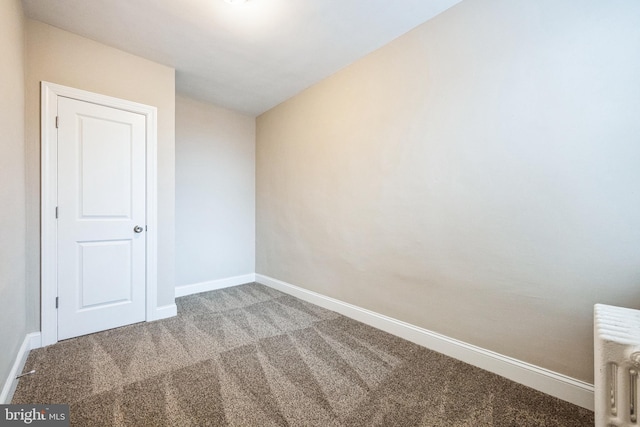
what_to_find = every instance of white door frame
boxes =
[41,81,159,346]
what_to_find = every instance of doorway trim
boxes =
[41,81,159,346]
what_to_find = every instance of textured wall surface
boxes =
[257,0,640,382]
[176,95,255,287]
[0,0,27,394]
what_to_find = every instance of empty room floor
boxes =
[12,283,594,426]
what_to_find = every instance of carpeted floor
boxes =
[13,282,594,426]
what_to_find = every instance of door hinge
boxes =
[55,206,58,219]
[55,116,59,128]
[55,297,59,309]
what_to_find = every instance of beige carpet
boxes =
[13,282,594,426]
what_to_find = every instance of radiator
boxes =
[595,304,640,427]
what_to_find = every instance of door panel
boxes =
[78,240,132,308]
[79,117,133,218]
[57,96,146,340]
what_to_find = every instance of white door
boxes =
[57,96,147,340]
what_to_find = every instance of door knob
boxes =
[134,225,144,233]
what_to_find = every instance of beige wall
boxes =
[0,0,27,391]
[25,20,176,328]
[176,95,255,287]
[257,0,640,382]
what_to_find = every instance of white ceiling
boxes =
[22,0,462,116]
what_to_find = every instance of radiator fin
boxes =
[595,304,640,427]
[610,362,618,416]
[632,369,638,423]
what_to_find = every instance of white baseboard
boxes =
[151,303,178,321]
[1,332,42,404]
[255,274,595,411]
[175,274,256,298]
